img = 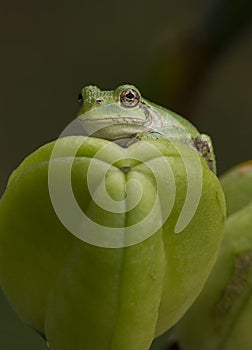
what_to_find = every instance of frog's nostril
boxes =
[77,93,83,105]
[96,99,103,104]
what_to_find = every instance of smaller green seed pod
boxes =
[220,160,252,216]
[175,161,252,350]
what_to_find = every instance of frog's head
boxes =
[77,84,153,141]
[78,84,142,113]
[76,84,216,172]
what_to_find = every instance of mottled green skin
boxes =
[175,161,252,350]
[77,85,216,172]
[78,85,199,137]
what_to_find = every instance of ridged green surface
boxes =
[0,137,225,350]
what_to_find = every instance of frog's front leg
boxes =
[137,131,216,174]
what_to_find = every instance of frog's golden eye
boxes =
[120,88,140,108]
[78,93,84,105]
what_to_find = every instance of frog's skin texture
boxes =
[175,161,252,350]
[0,87,225,350]
[77,85,216,172]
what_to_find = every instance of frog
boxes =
[77,84,216,172]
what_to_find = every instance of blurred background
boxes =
[0,0,252,349]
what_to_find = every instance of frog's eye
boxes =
[78,93,84,105]
[120,88,140,108]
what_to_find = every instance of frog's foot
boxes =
[135,131,162,141]
[193,134,216,173]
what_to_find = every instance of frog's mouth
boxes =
[78,116,153,141]
[77,101,165,141]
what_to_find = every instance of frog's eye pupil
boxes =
[126,92,134,99]
[78,93,83,105]
[120,88,140,108]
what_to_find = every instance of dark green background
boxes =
[0,0,252,349]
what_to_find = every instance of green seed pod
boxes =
[175,161,252,350]
[220,160,252,216]
[0,136,225,350]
